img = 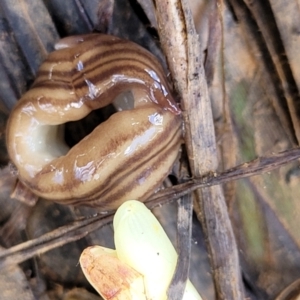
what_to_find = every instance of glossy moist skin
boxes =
[6,34,182,210]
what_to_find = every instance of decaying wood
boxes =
[154,0,244,298]
[205,0,238,213]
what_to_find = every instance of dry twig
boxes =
[1,146,298,275]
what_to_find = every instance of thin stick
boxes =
[0,214,113,269]
[149,147,300,205]
[167,194,193,299]
[0,146,298,271]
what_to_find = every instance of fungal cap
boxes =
[114,200,202,300]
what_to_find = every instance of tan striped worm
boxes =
[6,34,182,210]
